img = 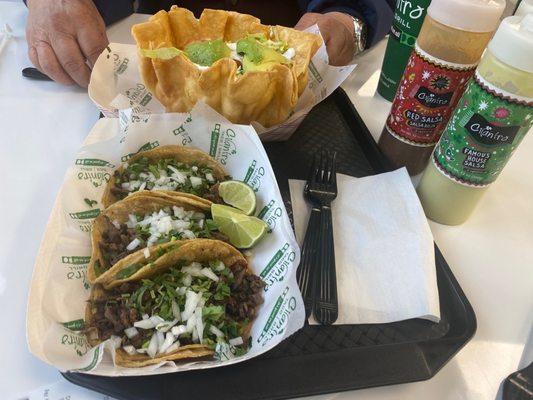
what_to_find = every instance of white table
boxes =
[1,2,531,399]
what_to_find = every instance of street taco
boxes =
[85,239,265,367]
[131,6,322,127]
[89,191,227,285]
[102,145,228,208]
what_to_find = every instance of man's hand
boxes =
[26,0,109,87]
[295,12,355,66]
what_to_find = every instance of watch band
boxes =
[351,16,367,60]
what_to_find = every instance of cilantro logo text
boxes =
[173,113,193,145]
[209,124,237,165]
[121,141,159,162]
[260,243,296,291]
[68,209,100,233]
[61,256,91,290]
[258,199,283,232]
[75,159,113,188]
[243,159,265,192]
[61,332,91,357]
[257,286,297,346]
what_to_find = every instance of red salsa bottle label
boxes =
[386,43,477,146]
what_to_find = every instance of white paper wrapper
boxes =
[27,102,303,376]
[88,25,356,142]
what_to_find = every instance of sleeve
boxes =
[301,0,395,48]
[22,0,134,26]
[93,0,135,26]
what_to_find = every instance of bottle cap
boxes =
[489,14,533,72]
[515,0,533,16]
[428,0,505,32]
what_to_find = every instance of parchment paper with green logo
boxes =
[88,26,355,142]
[27,103,304,376]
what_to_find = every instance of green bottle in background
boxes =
[377,0,432,101]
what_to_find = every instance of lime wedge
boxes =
[211,204,268,249]
[218,180,257,215]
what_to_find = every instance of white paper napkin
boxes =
[289,168,440,325]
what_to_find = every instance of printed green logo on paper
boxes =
[257,286,297,346]
[121,141,160,162]
[61,331,91,357]
[61,255,91,290]
[125,83,153,106]
[243,160,265,192]
[434,75,533,187]
[257,199,283,232]
[62,319,85,331]
[173,113,193,145]
[260,243,296,291]
[76,159,113,188]
[69,209,100,233]
[209,124,237,165]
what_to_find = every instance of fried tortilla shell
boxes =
[85,239,249,367]
[131,6,322,127]
[89,192,210,285]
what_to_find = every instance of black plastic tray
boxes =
[63,88,476,399]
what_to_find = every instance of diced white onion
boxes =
[176,286,187,296]
[171,325,187,337]
[209,325,225,338]
[182,274,192,287]
[210,260,225,271]
[156,319,178,332]
[122,345,136,355]
[229,337,244,346]
[143,247,150,259]
[181,230,196,239]
[110,335,122,349]
[150,315,165,326]
[186,314,196,333]
[147,333,158,358]
[182,291,201,321]
[192,327,199,342]
[172,300,181,320]
[190,176,203,187]
[134,319,155,329]
[124,327,139,339]
[112,219,121,230]
[195,307,204,344]
[158,331,175,354]
[142,313,149,320]
[139,181,147,191]
[205,173,214,182]
[192,166,198,172]
[182,263,203,277]
[165,341,181,354]
[155,331,165,348]
[126,238,141,251]
[201,267,219,282]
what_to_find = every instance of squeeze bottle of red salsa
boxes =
[417,14,533,225]
[378,0,505,175]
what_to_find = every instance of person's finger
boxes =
[52,35,91,86]
[78,26,109,67]
[35,41,75,85]
[28,43,43,72]
[294,12,322,30]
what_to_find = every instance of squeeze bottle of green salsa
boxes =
[417,14,533,225]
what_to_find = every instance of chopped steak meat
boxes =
[99,216,138,269]
[204,182,223,204]
[227,261,265,321]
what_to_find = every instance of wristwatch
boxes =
[351,16,367,60]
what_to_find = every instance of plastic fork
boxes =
[297,150,339,325]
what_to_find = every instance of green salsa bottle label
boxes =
[433,72,533,187]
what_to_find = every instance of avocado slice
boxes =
[236,36,290,72]
[184,39,231,67]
